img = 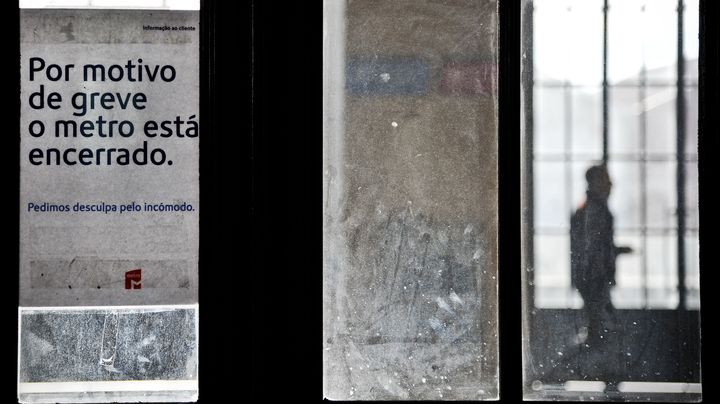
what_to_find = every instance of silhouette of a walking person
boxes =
[571,164,632,349]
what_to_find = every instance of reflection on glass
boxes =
[646,234,679,308]
[535,235,574,308]
[609,0,678,84]
[566,2,603,85]
[571,161,598,213]
[535,162,567,229]
[645,88,676,154]
[609,88,640,155]
[607,162,641,229]
[533,1,569,83]
[683,0,699,82]
[572,89,603,155]
[570,165,634,333]
[685,162,698,229]
[612,232,643,307]
[608,1,643,84]
[535,87,565,154]
[684,234,700,309]
[685,87,698,157]
[534,0,603,85]
[646,162,677,228]
[641,1,677,84]
[523,0,700,400]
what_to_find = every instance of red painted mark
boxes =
[440,63,495,96]
[125,269,141,289]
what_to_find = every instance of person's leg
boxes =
[581,289,604,348]
[597,286,623,389]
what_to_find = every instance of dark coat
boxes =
[570,196,617,295]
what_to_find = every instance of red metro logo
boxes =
[125,269,141,289]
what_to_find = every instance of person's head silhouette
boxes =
[586,164,612,201]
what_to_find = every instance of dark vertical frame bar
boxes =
[5,3,20,403]
[676,0,687,310]
[498,0,522,400]
[602,0,609,162]
[252,0,323,398]
[200,0,229,400]
[698,0,718,400]
[198,0,209,394]
[521,0,535,324]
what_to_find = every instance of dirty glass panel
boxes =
[18,306,198,403]
[323,0,498,400]
[522,0,701,400]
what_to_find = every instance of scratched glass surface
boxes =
[19,308,197,383]
[522,0,701,400]
[323,0,498,400]
[18,307,198,403]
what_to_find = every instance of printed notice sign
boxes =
[18,7,199,403]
